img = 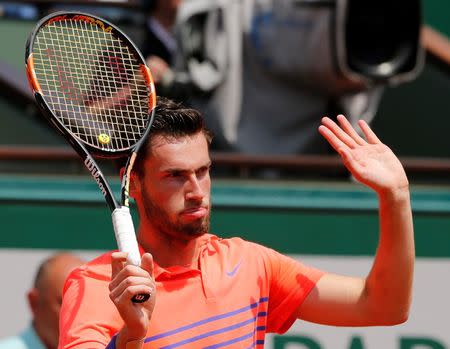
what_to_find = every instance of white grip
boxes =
[111,206,141,266]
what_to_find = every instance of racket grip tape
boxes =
[112,206,150,303]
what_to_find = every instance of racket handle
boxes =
[112,206,141,265]
[112,206,150,303]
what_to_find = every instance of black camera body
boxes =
[335,0,423,85]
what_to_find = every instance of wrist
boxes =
[377,185,410,204]
[116,327,146,349]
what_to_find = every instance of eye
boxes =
[196,165,210,178]
[167,170,184,179]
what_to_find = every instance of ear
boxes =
[129,171,141,199]
[27,288,39,315]
[119,166,125,180]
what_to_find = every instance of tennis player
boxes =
[58,97,414,349]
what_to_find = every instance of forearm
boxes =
[365,187,415,323]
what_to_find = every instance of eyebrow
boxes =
[161,160,212,174]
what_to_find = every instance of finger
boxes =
[140,253,154,278]
[109,276,154,301]
[318,124,348,154]
[109,264,151,291]
[336,114,366,145]
[111,252,128,279]
[115,285,154,306]
[358,120,381,144]
[321,117,358,148]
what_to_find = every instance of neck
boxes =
[138,224,208,268]
[32,322,54,349]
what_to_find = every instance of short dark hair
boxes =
[134,97,212,176]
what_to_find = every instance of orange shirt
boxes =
[59,235,323,349]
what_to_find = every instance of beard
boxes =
[141,190,210,240]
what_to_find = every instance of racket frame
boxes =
[25,11,156,159]
[25,11,156,303]
[25,11,156,211]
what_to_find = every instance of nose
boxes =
[185,174,205,201]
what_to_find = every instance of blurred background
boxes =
[1,1,450,348]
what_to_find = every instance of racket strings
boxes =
[32,18,150,151]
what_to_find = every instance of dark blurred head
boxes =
[143,0,183,14]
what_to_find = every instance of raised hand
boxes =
[319,115,409,196]
[109,252,156,345]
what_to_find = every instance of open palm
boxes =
[319,115,408,195]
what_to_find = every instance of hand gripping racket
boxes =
[25,12,156,303]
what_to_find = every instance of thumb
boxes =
[140,253,154,278]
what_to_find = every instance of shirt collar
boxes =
[139,234,219,280]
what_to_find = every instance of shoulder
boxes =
[215,236,277,253]
[210,235,259,253]
[209,235,276,263]
[71,251,113,280]
[63,251,115,295]
[211,236,317,273]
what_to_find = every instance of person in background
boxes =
[171,0,421,158]
[141,0,187,100]
[0,253,84,349]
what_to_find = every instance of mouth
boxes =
[180,206,208,220]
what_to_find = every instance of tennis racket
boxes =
[25,12,156,303]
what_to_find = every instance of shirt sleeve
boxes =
[58,255,123,349]
[257,244,324,334]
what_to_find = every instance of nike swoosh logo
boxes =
[226,260,242,277]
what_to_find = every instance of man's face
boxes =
[135,132,211,241]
